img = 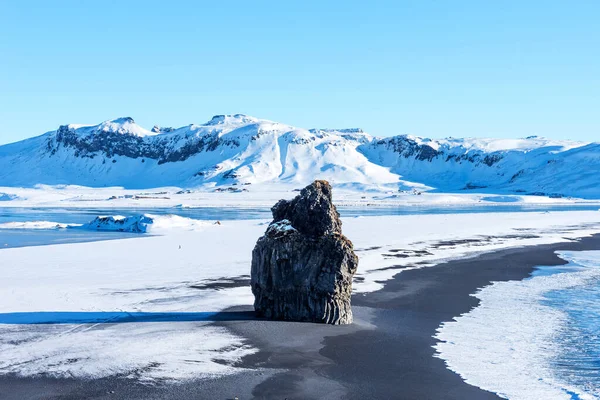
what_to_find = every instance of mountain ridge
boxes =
[0,114,598,198]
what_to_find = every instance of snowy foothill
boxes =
[434,251,600,400]
[2,210,600,381]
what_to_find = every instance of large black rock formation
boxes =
[251,180,358,324]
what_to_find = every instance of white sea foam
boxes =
[434,250,600,400]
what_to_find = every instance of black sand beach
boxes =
[3,234,600,400]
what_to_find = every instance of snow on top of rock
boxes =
[155,115,290,144]
[266,219,297,236]
[312,128,365,135]
[49,115,593,153]
[64,117,158,137]
[98,117,157,137]
[204,114,262,127]
[391,134,588,154]
[309,128,372,143]
[440,136,588,153]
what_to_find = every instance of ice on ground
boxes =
[0,220,257,382]
[346,211,600,292]
[434,251,600,400]
[1,184,599,209]
[81,214,212,233]
[1,212,600,382]
[0,214,211,233]
[481,195,521,203]
[0,322,255,382]
[0,193,17,201]
[0,221,75,230]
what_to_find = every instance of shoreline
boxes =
[225,234,600,400]
[3,235,600,399]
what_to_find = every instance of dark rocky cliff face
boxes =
[53,125,161,159]
[251,180,358,324]
[47,122,238,164]
[44,119,506,182]
[362,135,504,166]
[45,118,507,170]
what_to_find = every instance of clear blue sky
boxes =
[1,0,598,145]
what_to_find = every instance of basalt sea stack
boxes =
[251,180,358,324]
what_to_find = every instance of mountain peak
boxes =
[204,114,260,126]
[109,117,135,125]
[94,117,155,137]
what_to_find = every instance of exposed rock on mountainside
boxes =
[251,180,358,324]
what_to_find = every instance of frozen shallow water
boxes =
[3,203,600,224]
[1,204,600,249]
[0,229,137,249]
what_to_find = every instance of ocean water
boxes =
[2,203,600,225]
[536,254,600,399]
[435,251,600,400]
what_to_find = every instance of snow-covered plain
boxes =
[1,184,599,209]
[1,210,600,382]
[434,251,600,400]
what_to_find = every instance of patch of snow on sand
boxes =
[0,323,254,382]
[434,251,600,400]
[346,212,600,293]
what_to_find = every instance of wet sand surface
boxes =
[3,234,600,400]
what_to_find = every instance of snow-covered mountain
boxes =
[0,114,598,198]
